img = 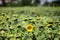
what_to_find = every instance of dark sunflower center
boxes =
[27,26,32,30]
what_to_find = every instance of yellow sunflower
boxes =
[26,24,33,32]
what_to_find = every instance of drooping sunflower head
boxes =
[26,24,33,32]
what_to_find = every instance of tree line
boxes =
[1,0,60,6]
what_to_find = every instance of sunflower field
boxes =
[0,7,60,40]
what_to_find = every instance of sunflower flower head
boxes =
[26,24,33,32]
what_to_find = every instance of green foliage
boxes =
[21,0,31,6]
[7,0,31,7]
[0,7,60,40]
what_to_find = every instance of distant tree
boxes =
[2,0,6,6]
[53,0,60,6]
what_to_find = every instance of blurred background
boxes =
[0,0,60,7]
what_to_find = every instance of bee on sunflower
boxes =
[25,24,33,32]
